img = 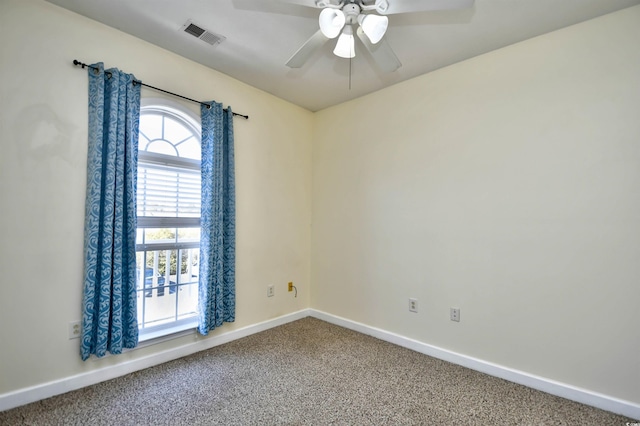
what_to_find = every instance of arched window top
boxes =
[139,98,201,162]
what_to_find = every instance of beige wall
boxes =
[312,6,640,404]
[0,0,312,394]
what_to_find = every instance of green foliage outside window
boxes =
[144,228,199,276]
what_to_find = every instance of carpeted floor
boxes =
[0,317,634,425]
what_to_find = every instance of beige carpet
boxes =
[0,317,634,425]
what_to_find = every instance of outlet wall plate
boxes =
[68,321,81,339]
[450,307,460,322]
[267,285,275,297]
[408,298,418,313]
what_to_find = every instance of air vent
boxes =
[184,23,205,38]
[181,20,226,46]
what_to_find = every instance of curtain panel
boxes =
[198,102,236,335]
[81,63,141,360]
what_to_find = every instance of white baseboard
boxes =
[308,309,640,420]
[3,308,638,420]
[0,309,310,412]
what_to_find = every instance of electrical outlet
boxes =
[267,285,274,297]
[450,307,460,322]
[69,321,81,339]
[408,298,418,313]
[288,282,293,292]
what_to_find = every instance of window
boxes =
[136,99,201,339]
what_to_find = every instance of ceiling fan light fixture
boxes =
[319,8,346,39]
[357,13,388,44]
[333,25,355,58]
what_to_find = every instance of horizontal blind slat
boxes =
[137,162,201,218]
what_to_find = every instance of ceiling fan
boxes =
[283,0,475,73]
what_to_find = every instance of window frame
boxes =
[136,98,202,342]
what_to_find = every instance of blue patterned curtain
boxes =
[81,63,141,360]
[198,102,236,335]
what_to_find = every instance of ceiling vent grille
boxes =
[181,20,226,46]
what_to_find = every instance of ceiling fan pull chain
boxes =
[349,55,352,90]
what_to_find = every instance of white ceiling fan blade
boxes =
[356,27,401,72]
[275,0,341,8]
[379,0,474,15]
[286,30,329,68]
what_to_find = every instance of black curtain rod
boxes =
[73,60,248,120]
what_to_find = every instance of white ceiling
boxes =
[46,0,640,112]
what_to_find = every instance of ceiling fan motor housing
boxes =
[343,3,361,23]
